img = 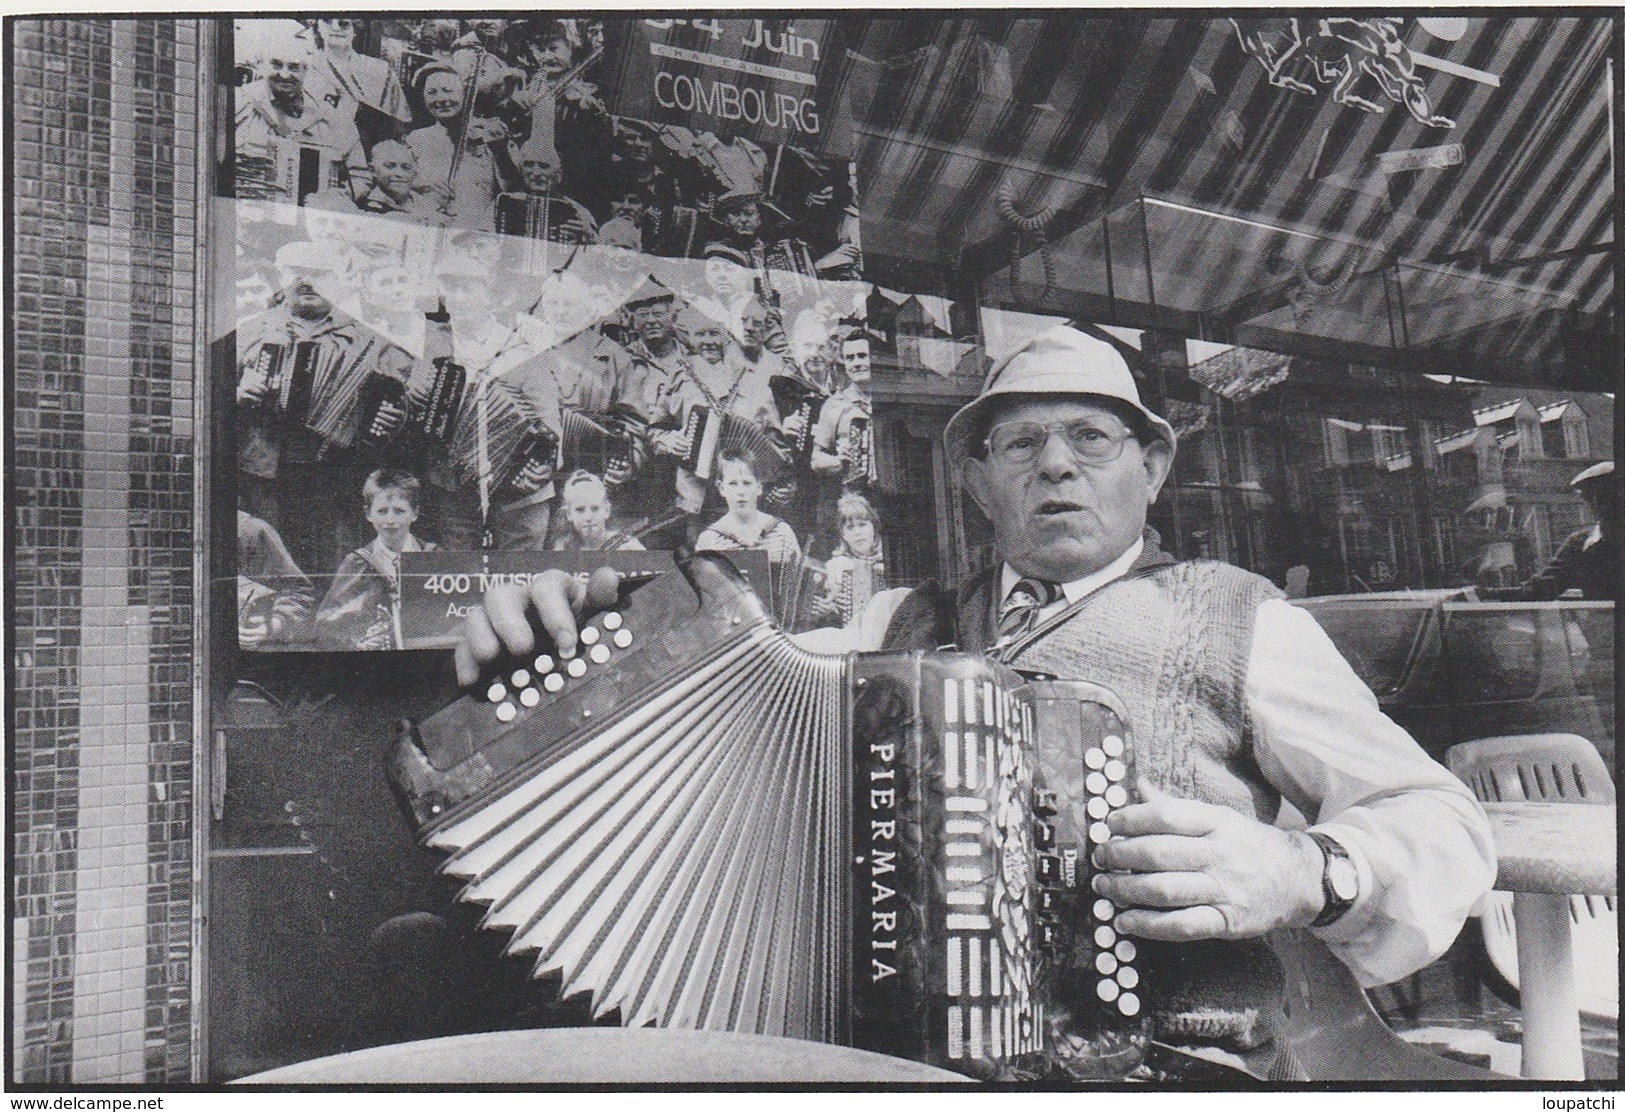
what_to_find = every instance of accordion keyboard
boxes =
[1027,681,1150,1077]
[483,609,637,723]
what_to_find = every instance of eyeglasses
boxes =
[983,417,1133,467]
[322,19,355,28]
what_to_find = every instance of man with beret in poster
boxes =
[454,325,1494,1070]
[236,21,367,204]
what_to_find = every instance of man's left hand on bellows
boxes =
[1090,780,1325,941]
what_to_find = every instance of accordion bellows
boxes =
[395,555,1147,1075]
[430,620,852,1037]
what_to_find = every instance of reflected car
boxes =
[1296,591,1614,771]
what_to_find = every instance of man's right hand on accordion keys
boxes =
[453,566,623,688]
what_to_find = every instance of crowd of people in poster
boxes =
[231,17,886,650]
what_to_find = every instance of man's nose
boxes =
[1033,431,1079,482]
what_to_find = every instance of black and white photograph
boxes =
[7,11,1619,1095]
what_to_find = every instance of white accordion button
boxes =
[544,673,565,692]
[613,629,634,649]
[1105,784,1128,809]
[1094,924,1116,949]
[519,687,540,708]
[589,644,611,665]
[495,702,517,723]
[1104,758,1127,782]
[1086,772,1108,795]
[1118,992,1141,1017]
[1095,952,1118,975]
[1087,797,1109,820]
[534,654,554,674]
[1114,939,1137,963]
[486,683,506,704]
[1092,897,1115,922]
[602,611,623,631]
[1084,748,1107,770]
[510,669,530,689]
[1088,821,1111,844]
[580,626,600,646]
[1116,965,1139,990]
[566,658,587,678]
[1102,735,1125,758]
[1096,978,1120,1003]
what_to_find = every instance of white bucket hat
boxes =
[943,325,1175,462]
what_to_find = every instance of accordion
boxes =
[681,406,792,485]
[826,556,882,627]
[413,357,468,447]
[763,237,818,278]
[346,372,408,449]
[391,554,1152,1078]
[769,374,827,473]
[248,338,398,449]
[845,414,877,487]
[494,193,593,244]
[560,409,641,477]
[447,375,561,499]
[235,140,345,205]
[257,339,316,428]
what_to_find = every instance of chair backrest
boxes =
[1448,732,1617,1024]
[1445,733,1613,806]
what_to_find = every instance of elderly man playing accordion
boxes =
[456,325,1493,1065]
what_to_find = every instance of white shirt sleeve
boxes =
[1248,598,1497,987]
[790,586,909,656]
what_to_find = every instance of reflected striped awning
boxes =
[830,16,1613,390]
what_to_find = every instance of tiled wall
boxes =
[11,18,203,1084]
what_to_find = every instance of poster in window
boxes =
[227,17,873,650]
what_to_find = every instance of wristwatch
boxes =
[1308,831,1359,928]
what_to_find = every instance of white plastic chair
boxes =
[1447,734,1617,1022]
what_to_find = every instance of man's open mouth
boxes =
[1037,500,1085,516]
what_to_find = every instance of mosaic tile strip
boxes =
[126,20,199,1084]
[11,17,107,1085]
[10,17,201,1084]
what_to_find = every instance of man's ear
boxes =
[1143,439,1174,504]
[962,456,993,520]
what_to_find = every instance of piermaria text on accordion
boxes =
[865,739,901,983]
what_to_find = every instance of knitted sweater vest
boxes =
[1010,560,1283,822]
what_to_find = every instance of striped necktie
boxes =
[995,577,1060,651]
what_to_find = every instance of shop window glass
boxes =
[203,14,1616,1079]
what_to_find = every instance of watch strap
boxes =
[1308,831,1356,928]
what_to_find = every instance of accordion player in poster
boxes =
[403,253,564,552]
[493,138,599,269]
[445,324,1495,1079]
[234,240,412,576]
[234,20,367,205]
[810,327,875,490]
